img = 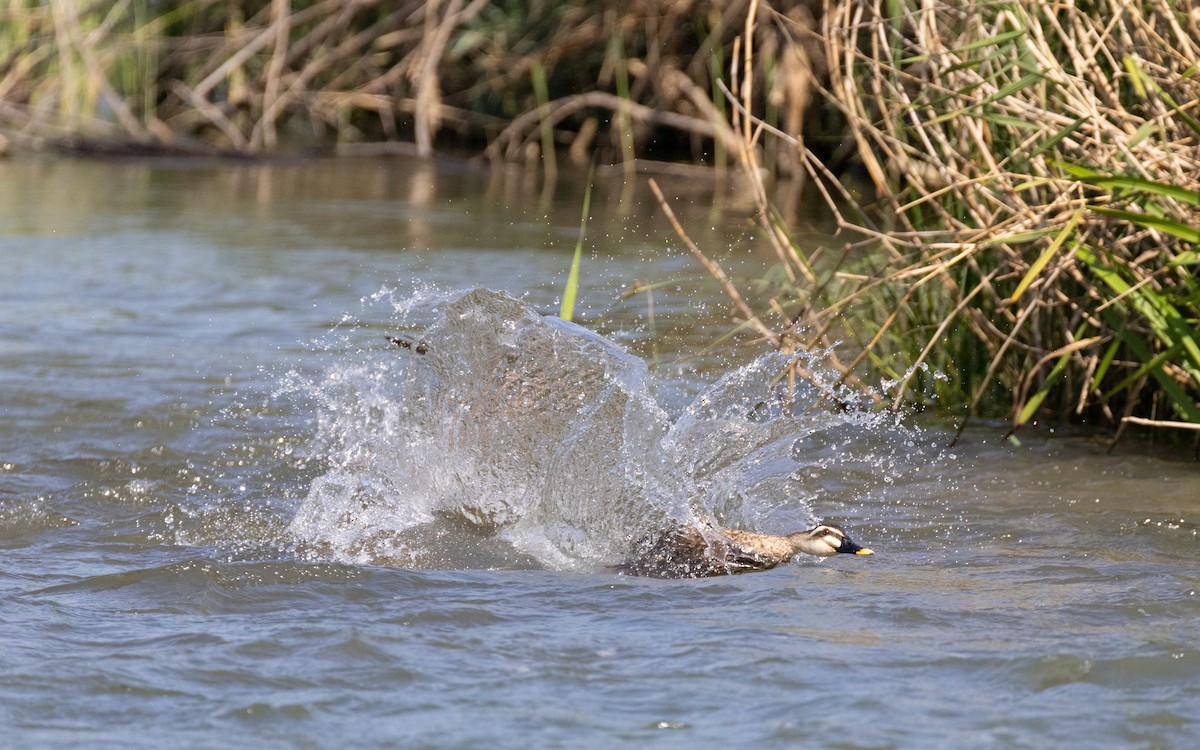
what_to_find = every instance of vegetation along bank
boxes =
[3,0,1198,444]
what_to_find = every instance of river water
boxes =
[1,156,1197,748]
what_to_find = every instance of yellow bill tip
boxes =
[855,548,874,556]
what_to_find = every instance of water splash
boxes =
[285,288,934,571]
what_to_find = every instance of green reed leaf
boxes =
[1079,246,1200,386]
[1075,174,1200,206]
[1009,208,1083,303]
[1015,361,1062,427]
[559,169,595,322]
[1169,251,1200,266]
[1029,116,1085,160]
[1091,207,1200,243]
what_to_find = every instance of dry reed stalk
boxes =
[647,177,779,349]
[256,0,291,150]
[490,87,742,162]
[648,174,878,406]
[1121,415,1200,433]
[413,0,456,156]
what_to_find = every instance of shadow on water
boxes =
[283,287,936,573]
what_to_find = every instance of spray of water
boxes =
[283,288,938,571]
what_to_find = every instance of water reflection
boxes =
[0,154,787,258]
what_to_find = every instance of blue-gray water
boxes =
[2,156,1198,748]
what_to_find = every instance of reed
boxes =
[1,0,488,152]
[0,1,805,159]
[559,167,595,323]
[695,0,1200,440]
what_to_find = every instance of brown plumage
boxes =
[618,523,873,579]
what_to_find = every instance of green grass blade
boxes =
[1027,115,1084,159]
[928,73,1042,125]
[1101,340,1180,401]
[1100,310,1200,423]
[1091,207,1200,243]
[530,59,556,179]
[1079,245,1200,386]
[560,243,583,322]
[1009,208,1083,303]
[1169,251,1200,266]
[983,73,1043,106]
[900,29,1026,64]
[1123,55,1149,98]
[983,227,1060,246]
[1124,55,1200,137]
[1015,345,1074,427]
[1058,161,1101,180]
[1128,121,1158,148]
[982,113,1040,131]
[1075,174,1200,206]
[1090,337,1121,389]
[559,169,595,322]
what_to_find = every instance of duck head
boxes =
[788,524,874,557]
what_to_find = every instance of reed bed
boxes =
[0,0,812,161]
[1,0,488,153]
[819,0,1200,438]
[666,0,1200,440]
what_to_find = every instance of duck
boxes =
[618,522,873,579]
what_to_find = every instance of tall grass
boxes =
[0,1,808,159]
[0,0,501,152]
[695,0,1200,439]
[559,168,594,323]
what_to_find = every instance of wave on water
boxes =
[284,287,927,573]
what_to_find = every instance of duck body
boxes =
[618,523,873,579]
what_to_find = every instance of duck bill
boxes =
[838,538,873,556]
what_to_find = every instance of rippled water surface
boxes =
[2,156,1198,748]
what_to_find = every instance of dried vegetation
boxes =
[0,0,820,162]
[801,0,1200,440]
[651,0,1200,443]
